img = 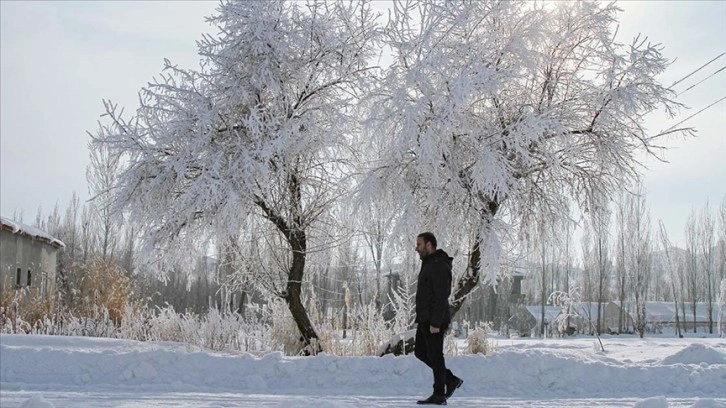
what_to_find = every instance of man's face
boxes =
[415,237,432,260]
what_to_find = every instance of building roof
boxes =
[524,306,562,323]
[0,216,65,248]
[622,301,713,323]
[570,302,617,319]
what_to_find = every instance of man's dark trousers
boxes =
[414,324,451,396]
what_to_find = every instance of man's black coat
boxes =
[415,249,453,330]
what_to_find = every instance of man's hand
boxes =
[429,325,440,334]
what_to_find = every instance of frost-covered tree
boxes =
[697,202,716,333]
[549,287,604,350]
[355,199,399,310]
[715,198,726,338]
[614,189,631,332]
[684,210,701,333]
[718,196,726,285]
[579,216,599,333]
[587,198,611,335]
[622,186,651,338]
[658,220,683,337]
[364,0,689,315]
[87,142,122,262]
[556,208,576,332]
[527,212,569,337]
[50,195,80,307]
[79,204,94,265]
[90,0,380,351]
[718,278,726,337]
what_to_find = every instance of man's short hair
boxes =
[417,232,437,249]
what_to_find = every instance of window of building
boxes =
[27,269,32,287]
[15,267,21,287]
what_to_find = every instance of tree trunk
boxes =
[692,301,697,333]
[673,295,682,338]
[597,248,604,335]
[255,178,321,354]
[451,238,481,316]
[284,229,321,355]
[450,200,499,318]
[540,244,546,337]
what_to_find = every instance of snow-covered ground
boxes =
[1,333,724,407]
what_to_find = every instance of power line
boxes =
[663,94,726,134]
[670,52,725,89]
[678,64,726,96]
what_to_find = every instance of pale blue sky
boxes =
[1,1,724,248]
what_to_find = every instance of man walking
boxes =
[414,232,463,405]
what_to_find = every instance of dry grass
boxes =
[466,323,493,355]
[0,285,57,333]
[75,258,133,325]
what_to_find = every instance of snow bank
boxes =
[2,334,725,401]
[660,344,726,366]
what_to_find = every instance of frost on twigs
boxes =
[366,0,691,310]
[90,0,380,272]
[89,0,381,349]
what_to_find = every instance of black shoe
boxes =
[417,394,447,405]
[445,378,463,398]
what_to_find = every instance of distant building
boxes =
[623,301,714,333]
[509,271,526,304]
[508,305,563,337]
[569,301,633,334]
[509,301,635,336]
[0,216,64,297]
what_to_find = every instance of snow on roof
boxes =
[524,306,562,322]
[622,301,712,322]
[0,216,65,248]
[639,302,676,322]
[570,302,614,319]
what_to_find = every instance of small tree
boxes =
[550,288,604,351]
